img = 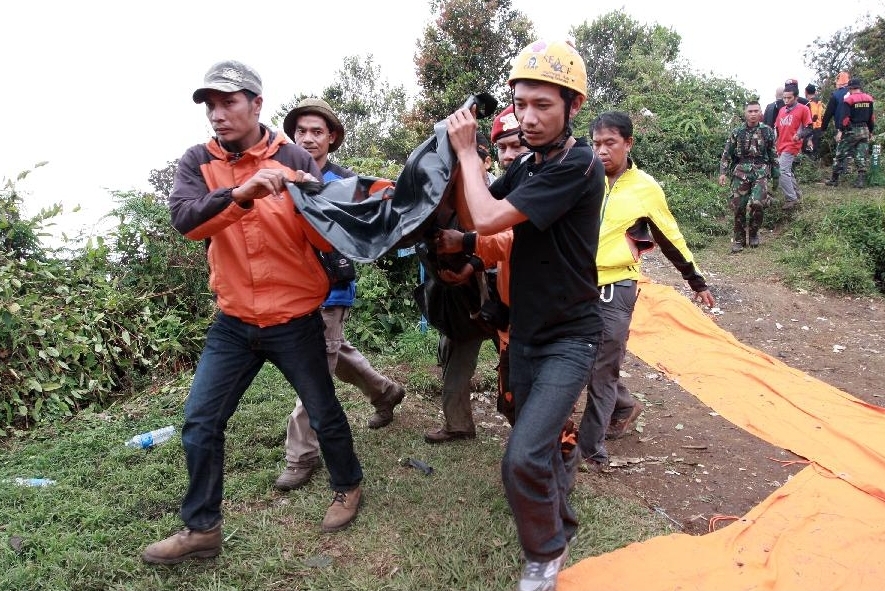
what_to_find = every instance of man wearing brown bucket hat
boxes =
[274,98,406,492]
[141,61,364,565]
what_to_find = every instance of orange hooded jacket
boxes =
[169,126,331,327]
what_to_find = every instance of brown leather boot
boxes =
[368,383,406,429]
[141,523,222,564]
[321,486,363,532]
[423,427,477,443]
[274,457,321,491]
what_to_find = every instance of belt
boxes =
[604,279,637,288]
[599,279,637,302]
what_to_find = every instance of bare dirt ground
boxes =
[568,247,885,535]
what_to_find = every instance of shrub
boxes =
[0,183,211,433]
[779,198,885,294]
[0,248,205,432]
[654,173,730,249]
[348,254,421,352]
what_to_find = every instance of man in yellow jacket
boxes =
[577,111,716,471]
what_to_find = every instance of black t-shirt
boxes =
[490,138,605,344]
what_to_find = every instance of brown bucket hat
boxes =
[283,98,345,152]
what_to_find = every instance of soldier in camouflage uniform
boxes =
[829,78,876,188]
[719,100,780,253]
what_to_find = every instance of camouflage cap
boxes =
[192,60,263,104]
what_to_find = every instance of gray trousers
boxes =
[578,280,639,461]
[436,334,487,432]
[778,151,800,202]
[284,306,397,465]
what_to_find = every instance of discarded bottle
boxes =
[125,425,176,449]
[4,478,56,487]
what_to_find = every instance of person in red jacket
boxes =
[774,82,813,210]
[141,60,363,565]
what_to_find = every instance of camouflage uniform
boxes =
[719,122,780,246]
[831,129,852,176]
[829,84,875,187]
[833,126,871,178]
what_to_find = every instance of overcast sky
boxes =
[2,0,881,241]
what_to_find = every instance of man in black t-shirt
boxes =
[446,39,606,591]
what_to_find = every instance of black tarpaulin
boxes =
[285,93,498,263]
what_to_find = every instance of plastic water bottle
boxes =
[4,478,56,487]
[125,425,176,449]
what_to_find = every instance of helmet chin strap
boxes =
[516,101,574,161]
[518,122,573,161]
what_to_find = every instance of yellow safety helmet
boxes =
[507,40,587,98]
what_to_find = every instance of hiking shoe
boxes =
[141,524,222,565]
[606,402,644,440]
[748,235,760,248]
[321,486,363,532]
[781,200,799,210]
[517,545,569,591]
[424,427,477,444]
[274,457,321,491]
[368,383,406,429]
[582,457,611,474]
[730,242,744,254]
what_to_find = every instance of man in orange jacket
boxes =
[142,60,363,565]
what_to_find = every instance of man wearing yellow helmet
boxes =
[446,39,606,591]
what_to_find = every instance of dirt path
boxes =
[574,247,885,534]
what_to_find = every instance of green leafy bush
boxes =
[779,198,885,293]
[653,173,730,249]
[0,249,200,431]
[0,182,211,433]
[349,255,421,352]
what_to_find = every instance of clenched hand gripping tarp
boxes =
[286,93,498,263]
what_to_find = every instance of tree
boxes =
[803,25,860,95]
[411,0,534,134]
[571,11,681,115]
[271,55,416,166]
[853,16,885,98]
[148,160,179,201]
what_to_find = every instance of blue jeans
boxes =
[180,311,363,530]
[504,336,598,562]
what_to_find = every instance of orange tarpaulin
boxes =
[559,277,885,591]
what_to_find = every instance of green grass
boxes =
[0,331,670,591]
